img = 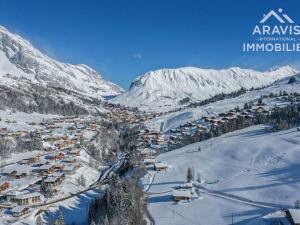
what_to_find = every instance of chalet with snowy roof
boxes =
[90,124,98,130]
[38,165,55,175]
[19,155,40,165]
[44,175,63,186]
[54,162,65,170]
[154,162,168,171]
[143,158,156,165]
[47,125,62,130]
[63,165,76,174]
[33,160,49,167]
[43,136,58,142]
[44,146,54,152]
[156,136,167,145]
[74,162,81,169]
[15,192,42,205]
[6,170,28,179]
[63,157,76,163]
[48,152,65,161]
[180,182,193,189]
[286,209,300,225]
[51,172,65,179]
[140,148,156,157]
[172,189,192,201]
[11,206,30,217]
[0,181,9,192]
[5,190,24,202]
[54,142,68,149]
[69,148,80,156]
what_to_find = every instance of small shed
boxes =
[154,162,168,171]
[172,189,192,201]
[143,158,156,165]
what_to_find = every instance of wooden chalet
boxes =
[154,162,168,171]
[48,152,65,161]
[11,206,30,217]
[0,181,9,192]
[172,189,192,201]
[38,165,55,175]
[15,192,42,205]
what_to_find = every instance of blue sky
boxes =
[0,0,299,89]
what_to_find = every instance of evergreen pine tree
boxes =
[54,210,65,225]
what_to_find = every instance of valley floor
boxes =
[143,125,300,225]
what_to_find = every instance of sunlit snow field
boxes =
[144,125,300,225]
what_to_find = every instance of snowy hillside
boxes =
[147,73,300,132]
[144,125,300,225]
[113,66,298,112]
[0,25,123,98]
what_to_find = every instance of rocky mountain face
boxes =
[112,66,298,112]
[0,26,123,115]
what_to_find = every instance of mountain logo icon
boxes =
[260,8,294,24]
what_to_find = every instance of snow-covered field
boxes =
[0,110,59,132]
[144,125,300,225]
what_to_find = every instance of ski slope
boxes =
[144,125,300,225]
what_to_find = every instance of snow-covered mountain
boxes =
[0,25,123,98]
[113,66,298,112]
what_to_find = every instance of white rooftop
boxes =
[44,176,59,183]
[172,189,192,198]
[288,209,300,224]
[11,205,30,213]
[16,192,42,199]
[144,158,156,163]
[154,162,168,168]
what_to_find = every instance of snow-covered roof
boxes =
[4,165,31,175]
[180,182,193,188]
[6,190,26,196]
[288,209,300,224]
[154,162,168,168]
[140,148,156,154]
[39,165,53,170]
[144,158,156,163]
[172,189,192,198]
[51,172,64,177]
[63,165,75,171]
[16,191,42,199]
[0,180,9,186]
[44,176,59,183]
[64,157,75,161]
[11,205,30,213]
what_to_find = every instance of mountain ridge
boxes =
[113,65,298,112]
[0,25,123,98]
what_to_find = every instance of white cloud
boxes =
[132,53,142,60]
